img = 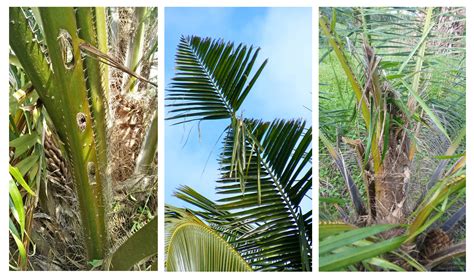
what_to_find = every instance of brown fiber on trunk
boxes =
[375,127,411,226]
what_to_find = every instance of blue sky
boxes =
[165,7,312,211]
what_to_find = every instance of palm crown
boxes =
[165,35,312,271]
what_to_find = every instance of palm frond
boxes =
[166,36,267,124]
[173,185,253,240]
[425,240,465,270]
[319,132,366,217]
[171,119,312,271]
[213,119,312,271]
[108,217,157,270]
[441,205,465,232]
[165,206,253,272]
[319,224,407,271]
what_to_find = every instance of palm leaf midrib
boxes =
[243,121,305,226]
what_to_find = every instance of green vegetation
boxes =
[319,7,466,271]
[165,36,312,271]
[9,7,157,270]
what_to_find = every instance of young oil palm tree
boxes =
[165,36,312,271]
[9,7,157,270]
[319,7,465,271]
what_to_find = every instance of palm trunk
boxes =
[10,7,110,260]
[375,130,410,225]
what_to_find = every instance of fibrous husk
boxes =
[109,7,135,93]
[421,229,452,258]
[109,90,156,183]
[30,130,86,270]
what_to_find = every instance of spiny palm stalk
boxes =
[165,36,312,271]
[9,7,157,270]
[319,7,465,271]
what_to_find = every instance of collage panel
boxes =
[164,7,312,271]
[8,7,158,270]
[319,7,466,271]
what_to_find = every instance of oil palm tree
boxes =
[9,7,157,270]
[165,36,312,271]
[319,7,465,271]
